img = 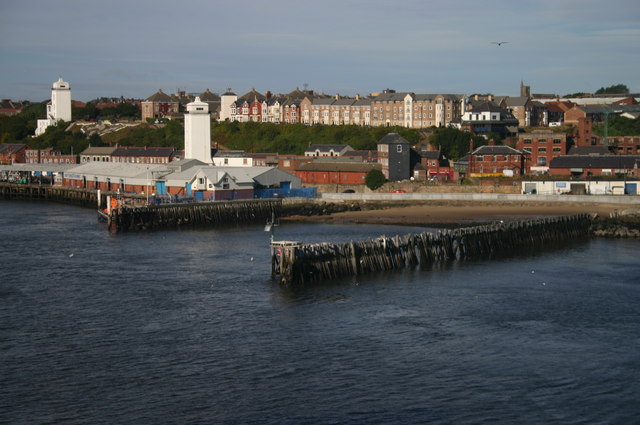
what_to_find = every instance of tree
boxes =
[595,84,629,95]
[365,168,386,190]
[428,127,487,161]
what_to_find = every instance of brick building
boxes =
[295,162,380,185]
[516,132,569,174]
[0,143,28,164]
[468,144,525,177]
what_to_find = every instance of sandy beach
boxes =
[282,201,633,227]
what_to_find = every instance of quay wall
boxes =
[0,182,102,208]
[109,199,282,231]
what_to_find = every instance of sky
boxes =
[1,0,639,102]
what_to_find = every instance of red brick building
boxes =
[0,143,28,164]
[295,162,381,185]
[516,132,569,174]
[549,155,640,177]
[25,148,79,164]
[111,146,178,164]
[468,144,525,177]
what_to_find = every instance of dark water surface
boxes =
[1,201,639,424]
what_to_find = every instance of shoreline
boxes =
[281,201,634,227]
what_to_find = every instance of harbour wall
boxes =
[272,214,592,285]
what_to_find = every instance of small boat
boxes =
[97,209,109,223]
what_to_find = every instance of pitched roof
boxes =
[145,89,175,102]
[504,96,531,107]
[79,146,118,155]
[306,144,353,153]
[198,89,220,102]
[371,92,411,102]
[0,143,28,154]
[472,145,523,155]
[567,146,611,156]
[377,132,410,145]
[549,155,640,169]
[239,88,264,101]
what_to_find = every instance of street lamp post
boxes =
[146,166,149,205]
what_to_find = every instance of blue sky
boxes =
[1,0,639,101]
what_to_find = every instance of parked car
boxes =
[389,189,406,193]
[342,189,355,193]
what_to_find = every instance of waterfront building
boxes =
[516,132,569,174]
[25,147,79,164]
[110,146,179,164]
[211,150,253,166]
[0,143,28,164]
[467,143,525,177]
[35,78,72,136]
[79,146,118,163]
[295,162,381,185]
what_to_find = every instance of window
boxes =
[476,155,483,162]
[396,145,403,153]
[224,158,228,165]
[553,139,562,144]
[198,178,204,184]
[537,157,547,166]
[539,139,547,144]
[523,139,532,144]
[553,147,562,153]
[538,147,547,153]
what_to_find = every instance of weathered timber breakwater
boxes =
[109,199,283,231]
[272,214,593,285]
[0,182,101,207]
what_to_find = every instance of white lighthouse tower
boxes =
[35,77,72,136]
[184,97,212,163]
[219,88,238,122]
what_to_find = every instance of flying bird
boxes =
[491,41,508,46]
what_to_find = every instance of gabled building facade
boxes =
[468,144,525,177]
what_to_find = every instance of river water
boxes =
[1,201,639,425]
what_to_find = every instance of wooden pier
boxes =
[271,214,593,285]
[108,199,283,231]
[0,183,103,208]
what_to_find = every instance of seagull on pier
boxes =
[491,41,508,46]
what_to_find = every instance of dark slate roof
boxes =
[239,88,264,101]
[296,161,381,172]
[372,92,411,102]
[212,150,248,158]
[377,132,410,145]
[198,89,220,102]
[420,151,440,159]
[472,145,523,155]
[111,147,176,157]
[549,155,640,169]
[146,90,175,102]
[567,146,611,155]
[504,96,530,107]
[0,143,28,154]
[79,146,118,155]
[472,101,506,113]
